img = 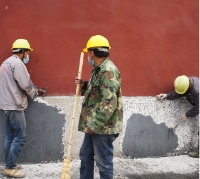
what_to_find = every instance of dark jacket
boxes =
[167,76,199,117]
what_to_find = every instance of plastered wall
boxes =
[0,96,198,163]
[0,0,198,96]
[0,0,198,165]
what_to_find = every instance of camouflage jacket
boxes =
[78,58,123,134]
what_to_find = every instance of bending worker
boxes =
[0,39,46,178]
[75,35,123,179]
[157,75,199,158]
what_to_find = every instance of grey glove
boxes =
[156,93,167,100]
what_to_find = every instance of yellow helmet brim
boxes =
[83,48,88,52]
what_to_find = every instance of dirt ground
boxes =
[0,155,199,179]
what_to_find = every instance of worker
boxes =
[0,39,46,178]
[157,75,199,158]
[75,35,123,179]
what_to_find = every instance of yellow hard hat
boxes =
[83,35,111,52]
[12,39,33,51]
[174,75,190,94]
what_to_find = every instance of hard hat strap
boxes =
[22,50,25,60]
[12,49,22,53]
[96,48,109,52]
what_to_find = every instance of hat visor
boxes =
[175,89,186,94]
[175,85,189,94]
[11,48,34,52]
[83,48,88,52]
[175,87,189,94]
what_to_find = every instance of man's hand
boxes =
[180,114,187,122]
[38,88,47,97]
[75,77,85,88]
[156,93,167,100]
[87,127,95,134]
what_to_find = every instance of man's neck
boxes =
[94,57,107,66]
[13,53,23,60]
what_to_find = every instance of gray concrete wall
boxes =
[0,96,199,163]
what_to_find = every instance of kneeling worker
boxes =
[157,75,199,158]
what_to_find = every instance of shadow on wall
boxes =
[122,114,178,158]
[0,100,65,164]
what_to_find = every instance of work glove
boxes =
[156,93,167,100]
[180,114,187,122]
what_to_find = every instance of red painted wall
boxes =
[0,0,198,96]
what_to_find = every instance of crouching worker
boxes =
[75,35,123,179]
[0,39,46,178]
[157,75,199,158]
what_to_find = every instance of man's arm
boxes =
[81,81,88,96]
[13,63,37,99]
[167,91,183,100]
[157,91,182,100]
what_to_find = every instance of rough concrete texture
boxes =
[45,96,198,159]
[121,97,199,157]
[0,155,198,179]
[0,99,65,163]
[0,96,199,164]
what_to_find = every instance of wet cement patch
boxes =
[122,114,178,158]
[0,100,65,163]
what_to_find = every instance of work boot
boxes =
[188,151,199,158]
[4,168,26,178]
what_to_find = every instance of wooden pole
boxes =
[60,52,84,179]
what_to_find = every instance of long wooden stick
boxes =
[60,52,84,179]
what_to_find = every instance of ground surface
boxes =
[0,155,199,179]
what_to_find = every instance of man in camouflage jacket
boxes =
[75,35,123,179]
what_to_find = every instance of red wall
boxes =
[0,0,198,96]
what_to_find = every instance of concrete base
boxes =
[0,155,198,179]
[0,96,199,163]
